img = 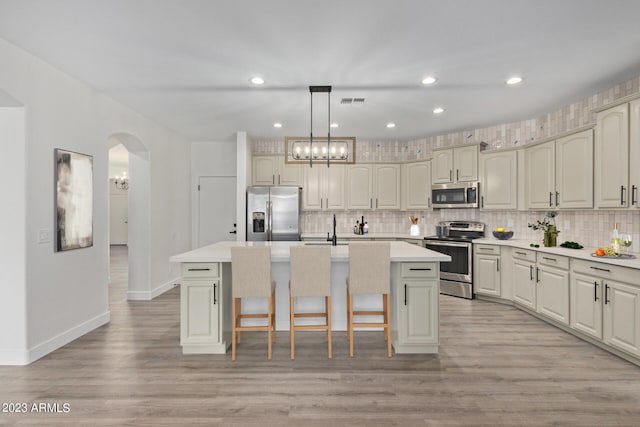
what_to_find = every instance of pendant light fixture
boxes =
[309,85,331,168]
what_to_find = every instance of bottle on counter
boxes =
[354,221,360,235]
[364,222,369,234]
[611,222,621,256]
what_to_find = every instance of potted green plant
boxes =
[528,211,560,247]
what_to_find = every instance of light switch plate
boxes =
[38,228,51,243]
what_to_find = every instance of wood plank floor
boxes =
[1,245,640,426]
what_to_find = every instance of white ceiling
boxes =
[1,0,640,142]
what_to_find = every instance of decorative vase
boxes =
[543,227,558,247]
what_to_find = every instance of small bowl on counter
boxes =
[492,230,514,240]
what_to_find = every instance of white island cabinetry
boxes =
[172,241,449,355]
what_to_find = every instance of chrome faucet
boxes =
[331,214,337,246]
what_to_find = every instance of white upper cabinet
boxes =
[454,145,480,182]
[525,129,593,210]
[347,164,401,210]
[630,99,640,208]
[432,144,483,184]
[525,141,556,209]
[479,150,518,210]
[431,150,454,184]
[302,164,345,211]
[402,161,432,210]
[555,129,593,209]
[252,155,302,186]
[595,103,629,208]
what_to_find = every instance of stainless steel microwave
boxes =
[431,182,479,208]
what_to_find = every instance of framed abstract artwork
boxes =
[54,149,93,251]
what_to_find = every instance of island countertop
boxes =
[170,240,451,263]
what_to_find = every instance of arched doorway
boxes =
[107,133,150,300]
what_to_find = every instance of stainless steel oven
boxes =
[424,221,485,299]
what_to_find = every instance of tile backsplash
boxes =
[302,210,640,253]
[252,73,640,251]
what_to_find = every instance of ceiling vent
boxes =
[340,97,365,106]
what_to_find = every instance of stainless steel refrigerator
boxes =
[246,186,301,241]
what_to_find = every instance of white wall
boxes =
[191,141,237,247]
[0,37,191,364]
[0,106,27,364]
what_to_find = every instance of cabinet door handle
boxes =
[549,192,553,207]
[272,174,275,185]
[450,170,453,181]
[213,283,217,305]
[632,185,638,206]
[536,267,540,283]
[428,196,431,208]
[594,281,599,302]
[456,169,459,181]
[481,195,484,208]
[496,259,500,272]
[555,191,559,206]
[621,185,626,206]
[188,268,211,271]
[529,265,533,281]
[370,198,373,209]
[409,268,432,271]
[590,266,611,273]
[376,198,379,209]
[404,284,407,306]
[604,282,610,305]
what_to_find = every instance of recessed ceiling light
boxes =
[386,122,396,128]
[273,122,282,128]
[421,76,437,85]
[506,76,523,85]
[250,76,265,85]
[433,107,445,114]
[330,122,339,128]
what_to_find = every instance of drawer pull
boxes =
[542,257,556,262]
[590,266,611,273]
[409,268,432,271]
[188,268,211,271]
[515,251,527,256]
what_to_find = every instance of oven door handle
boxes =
[424,241,471,249]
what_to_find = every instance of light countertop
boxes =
[302,232,428,240]
[474,238,640,270]
[170,240,451,264]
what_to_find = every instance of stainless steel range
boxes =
[424,221,485,299]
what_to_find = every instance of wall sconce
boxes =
[285,136,356,164]
[114,172,129,190]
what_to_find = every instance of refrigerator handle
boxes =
[266,201,271,240]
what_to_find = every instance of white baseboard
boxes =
[0,311,111,366]
[127,277,180,301]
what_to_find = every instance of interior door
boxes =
[109,190,128,245]
[198,176,237,247]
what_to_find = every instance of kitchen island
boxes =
[170,241,450,355]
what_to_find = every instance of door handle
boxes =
[594,281,599,302]
[529,265,533,281]
[213,283,217,305]
[621,185,626,206]
[549,192,553,207]
[632,185,638,206]
[272,174,275,185]
[481,195,484,208]
[604,282,610,305]
[428,196,431,208]
[555,191,559,206]
[404,284,407,306]
[536,267,540,283]
[449,170,453,181]
[456,169,459,181]
[496,259,500,272]
[376,198,379,208]
[229,230,237,234]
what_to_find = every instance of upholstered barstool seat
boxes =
[346,242,392,358]
[231,246,276,361]
[289,245,332,359]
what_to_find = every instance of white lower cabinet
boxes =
[474,244,501,297]
[571,258,640,358]
[392,262,439,353]
[512,249,537,310]
[180,262,231,354]
[511,250,569,325]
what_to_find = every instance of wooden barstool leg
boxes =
[272,291,277,343]
[327,295,332,359]
[346,288,351,342]
[267,294,273,360]
[232,297,237,361]
[290,296,295,360]
[386,293,392,358]
[383,293,388,341]
[349,292,354,358]
[236,298,241,344]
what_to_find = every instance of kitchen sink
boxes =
[304,242,349,246]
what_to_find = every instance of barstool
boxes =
[230,246,276,361]
[289,245,332,359]
[346,242,392,358]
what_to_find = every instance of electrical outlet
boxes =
[38,228,51,243]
